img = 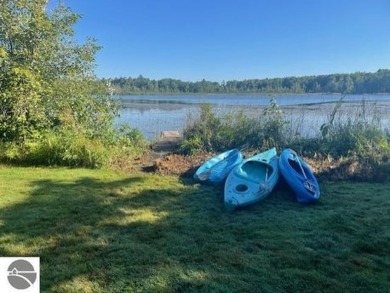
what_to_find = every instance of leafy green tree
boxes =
[0,0,116,146]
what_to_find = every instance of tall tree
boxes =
[0,0,116,144]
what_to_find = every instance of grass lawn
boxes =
[0,165,389,292]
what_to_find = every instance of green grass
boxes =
[0,165,389,292]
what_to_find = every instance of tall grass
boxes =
[319,99,389,157]
[0,124,147,168]
[180,98,291,154]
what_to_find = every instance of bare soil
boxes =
[117,138,389,183]
[141,147,390,183]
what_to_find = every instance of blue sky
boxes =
[54,0,390,82]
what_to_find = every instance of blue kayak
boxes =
[279,148,320,203]
[193,148,243,184]
[224,147,279,210]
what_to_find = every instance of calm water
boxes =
[115,94,390,140]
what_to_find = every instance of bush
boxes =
[115,124,147,152]
[180,98,290,154]
[0,124,149,168]
[255,97,290,150]
[2,131,110,168]
[318,99,390,162]
[180,103,221,154]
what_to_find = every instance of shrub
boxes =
[115,124,147,152]
[180,98,290,154]
[180,103,221,154]
[256,97,290,150]
[21,131,110,168]
[0,123,149,168]
[318,99,390,161]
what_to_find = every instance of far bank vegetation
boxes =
[109,69,390,95]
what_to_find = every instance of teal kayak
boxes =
[193,149,243,184]
[224,147,279,210]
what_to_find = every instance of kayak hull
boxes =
[224,147,279,210]
[279,148,320,203]
[194,149,243,184]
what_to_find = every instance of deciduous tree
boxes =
[0,0,116,146]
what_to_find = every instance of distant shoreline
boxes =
[109,69,390,96]
[114,92,390,97]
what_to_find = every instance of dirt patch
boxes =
[135,137,211,177]
[152,153,210,176]
[303,155,390,182]
[146,152,390,182]
[117,139,389,183]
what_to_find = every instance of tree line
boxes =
[108,69,390,95]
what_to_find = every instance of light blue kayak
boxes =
[193,148,243,184]
[224,147,279,210]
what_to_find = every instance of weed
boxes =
[180,98,290,154]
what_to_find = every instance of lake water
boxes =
[115,94,390,140]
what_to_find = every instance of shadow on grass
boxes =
[0,173,389,292]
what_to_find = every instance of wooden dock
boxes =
[152,130,181,153]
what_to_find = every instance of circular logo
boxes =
[7,259,37,290]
